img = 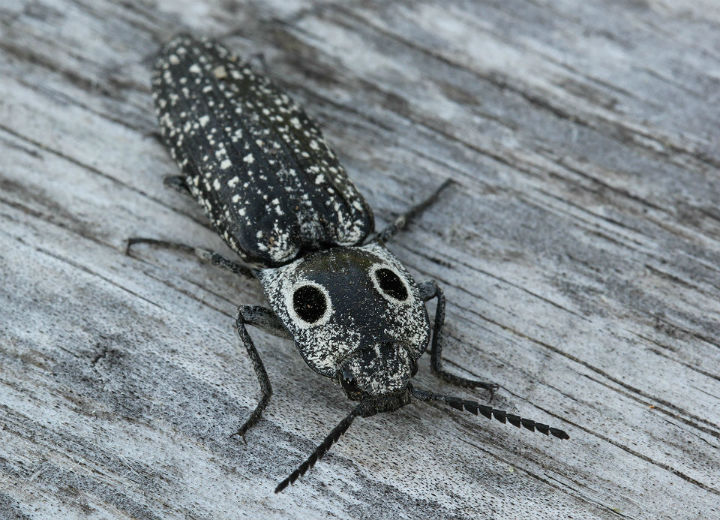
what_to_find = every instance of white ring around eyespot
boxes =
[369,263,411,305]
[284,280,333,329]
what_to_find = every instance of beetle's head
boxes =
[336,341,417,402]
[258,242,430,402]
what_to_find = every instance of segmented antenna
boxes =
[275,402,368,493]
[410,386,569,440]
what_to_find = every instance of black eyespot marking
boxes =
[293,285,327,323]
[374,268,408,301]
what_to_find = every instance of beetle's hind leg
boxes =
[163,175,192,196]
[127,173,252,277]
[374,179,452,244]
[232,305,290,440]
[419,280,499,394]
[125,238,254,279]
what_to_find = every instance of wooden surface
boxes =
[2,1,719,518]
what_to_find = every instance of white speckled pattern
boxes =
[258,242,431,388]
[152,35,374,267]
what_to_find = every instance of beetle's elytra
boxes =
[128,34,569,493]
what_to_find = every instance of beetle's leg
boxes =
[242,305,291,339]
[410,385,569,439]
[125,238,254,279]
[232,305,277,440]
[418,280,499,393]
[163,175,192,196]
[374,179,452,244]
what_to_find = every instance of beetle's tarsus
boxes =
[229,429,249,445]
[231,425,251,444]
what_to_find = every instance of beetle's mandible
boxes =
[127,34,570,493]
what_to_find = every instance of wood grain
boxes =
[1,1,719,518]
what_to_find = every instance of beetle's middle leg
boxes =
[418,280,499,393]
[232,305,290,440]
[126,238,254,279]
[374,178,452,243]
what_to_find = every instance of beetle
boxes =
[128,34,569,493]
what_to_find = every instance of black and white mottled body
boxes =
[259,242,430,397]
[131,34,570,494]
[152,35,373,267]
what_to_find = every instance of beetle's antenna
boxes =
[275,402,370,493]
[410,386,569,440]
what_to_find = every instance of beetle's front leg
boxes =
[241,305,291,339]
[233,305,290,440]
[418,280,499,393]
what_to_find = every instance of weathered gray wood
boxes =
[1,0,719,518]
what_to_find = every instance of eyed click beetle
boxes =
[128,34,569,493]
